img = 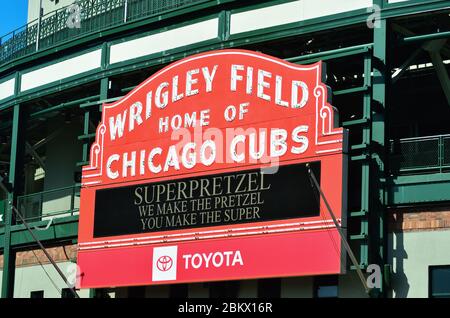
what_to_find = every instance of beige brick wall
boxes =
[0,245,77,270]
[389,206,450,232]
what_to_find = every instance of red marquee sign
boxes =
[77,50,347,289]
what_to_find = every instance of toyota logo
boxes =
[156,255,173,272]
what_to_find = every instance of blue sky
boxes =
[0,0,28,37]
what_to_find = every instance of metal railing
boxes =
[16,185,80,223]
[0,0,209,65]
[390,134,450,175]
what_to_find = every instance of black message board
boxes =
[93,162,321,238]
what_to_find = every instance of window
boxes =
[128,286,146,298]
[209,281,239,298]
[257,278,281,298]
[429,265,450,298]
[314,275,338,298]
[30,290,44,298]
[169,284,188,298]
[61,288,75,298]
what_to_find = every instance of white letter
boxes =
[109,111,127,141]
[200,109,210,126]
[182,142,196,169]
[223,251,233,266]
[139,150,146,175]
[201,140,216,166]
[184,112,196,128]
[129,102,143,132]
[122,151,136,178]
[231,65,244,91]
[239,102,249,120]
[249,131,266,160]
[292,81,309,108]
[155,82,169,109]
[191,254,202,269]
[224,105,236,122]
[148,148,162,173]
[186,69,199,96]
[232,251,244,266]
[146,92,152,119]
[183,254,192,269]
[230,135,246,162]
[291,125,309,154]
[246,66,253,94]
[106,154,120,179]
[212,252,224,267]
[159,117,169,133]
[270,129,287,157]
[203,253,213,268]
[275,76,289,107]
[202,65,218,92]
[164,145,180,172]
[172,76,184,102]
[171,114,182,131]
[257,69,271,101]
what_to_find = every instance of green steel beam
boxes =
[351,143,369,151]
[99,78,109,110]
[351,154,369,161]
[79,77,109,167]
[9,216,78,248]
[399,30,450,45]
[350,234,368,240]
[357,52,372,273]
[350,210,368,217]
[342,118,370,127]
[286,44,372,64]
[78,133,96,141]
[81,107,92,164]
[369,14,388,297]
[30,95,100,119]
[1,104,27,298]
[80,97,121,108]
[334,86,369,96]
[389,173,450,205]
[381,0,450,20]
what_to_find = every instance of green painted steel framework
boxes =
[1,0,450,298]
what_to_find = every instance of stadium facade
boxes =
[1,0,450,298]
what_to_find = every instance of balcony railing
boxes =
[0,0,209,66]
[390,134,450,175]
[16,185,80,223]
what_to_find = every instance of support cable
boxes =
[308,169,341,258]
[30,249,62,296]
[306,163,370,294]
[10,204,80,298]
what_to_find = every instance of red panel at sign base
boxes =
[77,49,348,289]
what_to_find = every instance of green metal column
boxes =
[100,78,109,104]
[370,11,389,297]
[81,110,91,164]
[1,104,27,298]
